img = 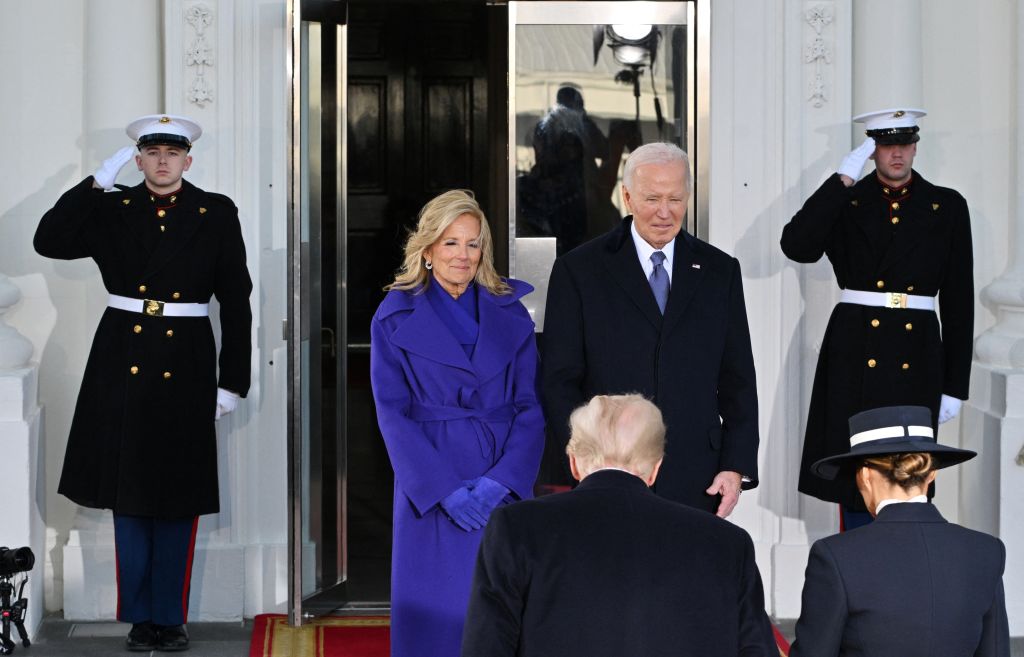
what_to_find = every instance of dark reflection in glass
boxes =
[515,23,687,255]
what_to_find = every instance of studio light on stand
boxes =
[593,23,664,138]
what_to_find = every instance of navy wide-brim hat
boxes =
[811,405,976,480]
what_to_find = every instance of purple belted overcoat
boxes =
[370,278,544,657]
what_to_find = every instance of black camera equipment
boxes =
[0,546,34,655]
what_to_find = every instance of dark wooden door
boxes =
[343,1,496,603]
[347,2,492,343]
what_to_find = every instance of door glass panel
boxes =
[299,18,324,601]
[510,1,695,297]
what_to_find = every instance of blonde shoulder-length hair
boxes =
[386,189,511,295]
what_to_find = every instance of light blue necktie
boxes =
[649,251,669,314]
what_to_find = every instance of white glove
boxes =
[92,146,137,190]
[836,137,876,182]
[938,394,962,424]
[215,387,240,420]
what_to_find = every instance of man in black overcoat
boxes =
[542,142,759,517]
[462,394,777,657]
[781,109,974,529]
[34,114,252,651]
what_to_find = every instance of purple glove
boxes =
[470,476,509,515]
[440,486,488,531]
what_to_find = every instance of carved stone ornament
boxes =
[804,3,834,108]
[185,4,215,107]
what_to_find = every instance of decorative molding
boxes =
[185,3,215,107]
[803,3,834,108]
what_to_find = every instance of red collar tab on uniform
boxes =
[878,176,912,200]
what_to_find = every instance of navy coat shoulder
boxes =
[35,176,252,518]
[370,278,545,657]
[781,172,974,508]
[542,218,759,511]
[462,469,778,657]
[790,503,1009,657]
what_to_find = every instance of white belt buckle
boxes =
[885,292,908,309]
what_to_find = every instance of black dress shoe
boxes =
[126,622,158,652]
[157,624,190,652]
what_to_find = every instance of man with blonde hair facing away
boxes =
[462,394,777,657]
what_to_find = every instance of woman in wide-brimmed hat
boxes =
[790,405,1009,657]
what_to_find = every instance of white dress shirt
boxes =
[875,494,928,515]
[631,221,675,284]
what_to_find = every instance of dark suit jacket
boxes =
[790,503,1009,657]
[542,218,759,511]
[461,469,777,657]
[35,176,252,517]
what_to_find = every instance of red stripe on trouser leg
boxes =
[181,517,199,623]
[114,533,122,620]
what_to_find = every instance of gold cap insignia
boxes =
[199,207,207,214]
[851,199,859,207]
[893,110,905,118]
[159,116,171,123]
[122,199,131,205]
[932,203,940,211]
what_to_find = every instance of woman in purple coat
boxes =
[370,190,544,657]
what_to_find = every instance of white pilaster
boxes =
[960,0,1024,636]
[766,0,853,620]
[59,0,165,622]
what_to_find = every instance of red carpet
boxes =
[249,613,788,656]
[249,614,389,657]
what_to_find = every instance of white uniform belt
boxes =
[840,289,935,311]
[108,294,209,317]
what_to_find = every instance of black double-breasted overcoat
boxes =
[781,171,973,509]
[35,176,252,518]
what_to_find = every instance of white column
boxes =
[83,0,162,170]
[961,1,1024,636]
[0,276,44,641]
[851,0,923,115]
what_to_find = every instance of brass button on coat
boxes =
[891,217,900,225]
[172,292,181,300]
[130,366,139,375]
[133,325,142,334]
[138,284,147,293]
[905,323,913,331]
[157,209,166,218]
[907,285,914,292]
[891,202,900,210]
[166,329,174,338]
[876,280,885,289]
[870,319,880,328]
[867,359,877,368]
[163,371,172,379]
[902,363,910,370]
